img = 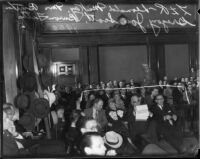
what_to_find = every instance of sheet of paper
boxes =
[135,104,149,121]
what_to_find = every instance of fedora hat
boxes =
[14,93,30,110]
[40,73,54,90]
[19,72,37,92]
[37,54,47,68]
[104,131,123,149]
[18,112,35,132]
[30,98,50,118]
[23,54,34,72]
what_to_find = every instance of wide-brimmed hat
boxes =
[19,72,37,92]
[40,73,54,90]
[37,54,47,68]
[18,112,35,132]
[14,93,30,110]
[104,131,123,149]
[22,54,34,72]
[30,98,50,118]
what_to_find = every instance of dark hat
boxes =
[31,98,50,118]
[23,54,34,72]
[40,73,54,90]
[14,93,30,110]
[18,112,35,132]
[37,54,47,68]
[19,72,37,92]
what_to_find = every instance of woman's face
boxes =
[114,94,120,100]
[89,94,95,100]
[57,108,64,118]
[3,112,14,130]
[109,102,116,110]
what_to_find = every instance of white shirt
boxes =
[93,108,97,119]
[158,104,163,110]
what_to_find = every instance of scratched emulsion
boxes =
[5,2,196,36]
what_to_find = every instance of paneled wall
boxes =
[99,45,147,82]
[165,44,189,79]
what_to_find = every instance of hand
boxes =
[23,132,33,138]
[106,149,117,156]
[164,115,171,120]
[172,114,177,121]
[108,122,112,127]
[148,111,153,117]
[168,119,173,126]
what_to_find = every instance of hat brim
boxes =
[14,94,30,110]
[18,113,35,131]
[104,132,123,149]
[31,98,50,118]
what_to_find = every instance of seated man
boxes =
[125,94,168,155]
[84,98,108,133]
[3,103,66,157]
[149,94,187,153]
[79,132,107,156]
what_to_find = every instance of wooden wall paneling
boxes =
[79,46,89,84]
[156,44,165,80]
[188,43,198,71]
[88,46,99,84]
[3,8,18,103]
[149,45,158,82]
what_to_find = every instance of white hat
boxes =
[104,131,123,149]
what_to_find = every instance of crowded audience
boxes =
[3,75,199,157]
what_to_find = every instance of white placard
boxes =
[135,104,149,121]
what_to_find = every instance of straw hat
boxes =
[18,112,35,132]
[104,131,123,149]
[30,98,50,118]
[37,54,47,68]
[22,54,34,72]
[19,72,37,92]
[14,93,30,110]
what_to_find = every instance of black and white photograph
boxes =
[0,0,199,158]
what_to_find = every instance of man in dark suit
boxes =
[84,98,108,132]
[149,94,186,153]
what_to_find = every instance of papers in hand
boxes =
[135,104,149,121]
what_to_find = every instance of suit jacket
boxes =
[150,103,176,125]
[125,105,147,141]
[3,130,30,156]
[84,107,108,128]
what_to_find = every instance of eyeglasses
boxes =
[156,98,164,100]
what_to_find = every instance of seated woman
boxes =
[105,99,138,156]
[3,103,66,157]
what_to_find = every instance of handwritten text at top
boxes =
[5,2,196,37]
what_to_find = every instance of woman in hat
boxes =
[105,100,138,156]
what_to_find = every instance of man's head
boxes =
[119,81,124,88]
[3,104,15,131]
[93,98,103,111]
[77,116,98,134]
[151,88,159,97]
[155,94,164,105]
[79,132,107,156]
[131,94,141,107]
